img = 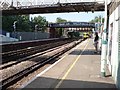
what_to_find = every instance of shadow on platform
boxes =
[22,76,116,90]
[69,49,101,55]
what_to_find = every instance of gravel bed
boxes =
[0,40,78,89]
[8,64,51,89]
[0,60,36,82]
[8,43,75,89]
[0,61,16,69]
[0,42,73,82]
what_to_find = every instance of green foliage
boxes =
[67,31,80,38]
[2,15,30,32]
[17,15,31,32]
[90,15,104,23]
[2,15,48,32]
[31,15,48,32]
[55,17,67,37]
[56,17,67,23]
[2,16,15,32]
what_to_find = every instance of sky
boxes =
[30,11,105,23]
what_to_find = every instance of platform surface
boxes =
[22,39,116,89]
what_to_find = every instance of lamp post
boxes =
[35,24,38,40]
[101,0,108,77]
[13,21,17,38]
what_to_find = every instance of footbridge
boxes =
[48,22,95,38]
[0,0,105,15]
[49,22,95,28]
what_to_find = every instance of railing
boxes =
[49,22,95,28]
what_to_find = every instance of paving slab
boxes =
[23,39,116,89]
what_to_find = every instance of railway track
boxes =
[0,45,65,70]
[1,39,75,64]
[1,38,70,53]
[1,51,64,90]
[0,38,83,89]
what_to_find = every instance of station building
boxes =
[105,0,120,89]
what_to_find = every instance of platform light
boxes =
[116,17,120,21]
[13,21,17,38]
[13,21,17,31]
[91,8,94,13]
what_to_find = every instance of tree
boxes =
[31,15,48,32]
[2,15,31,32]
[2,16,15,32]
[90,16,104,23]
[56,17,67,23]
[16,15,31,32]
[55,17,67,37]
[2,15,48,32]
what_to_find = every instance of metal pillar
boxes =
[101,0,108,77]
[99,16,103,50]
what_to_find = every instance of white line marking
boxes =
[54,40,89,89]
[18,40,87,89]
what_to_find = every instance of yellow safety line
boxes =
[54,40,89,89]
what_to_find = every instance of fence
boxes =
[11,31,50,41]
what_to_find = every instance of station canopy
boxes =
[0,0,105,15]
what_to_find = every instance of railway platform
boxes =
[21,39,116,89]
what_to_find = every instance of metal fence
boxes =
[11,31,50,41]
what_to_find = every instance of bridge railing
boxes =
[48,22,95,28]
